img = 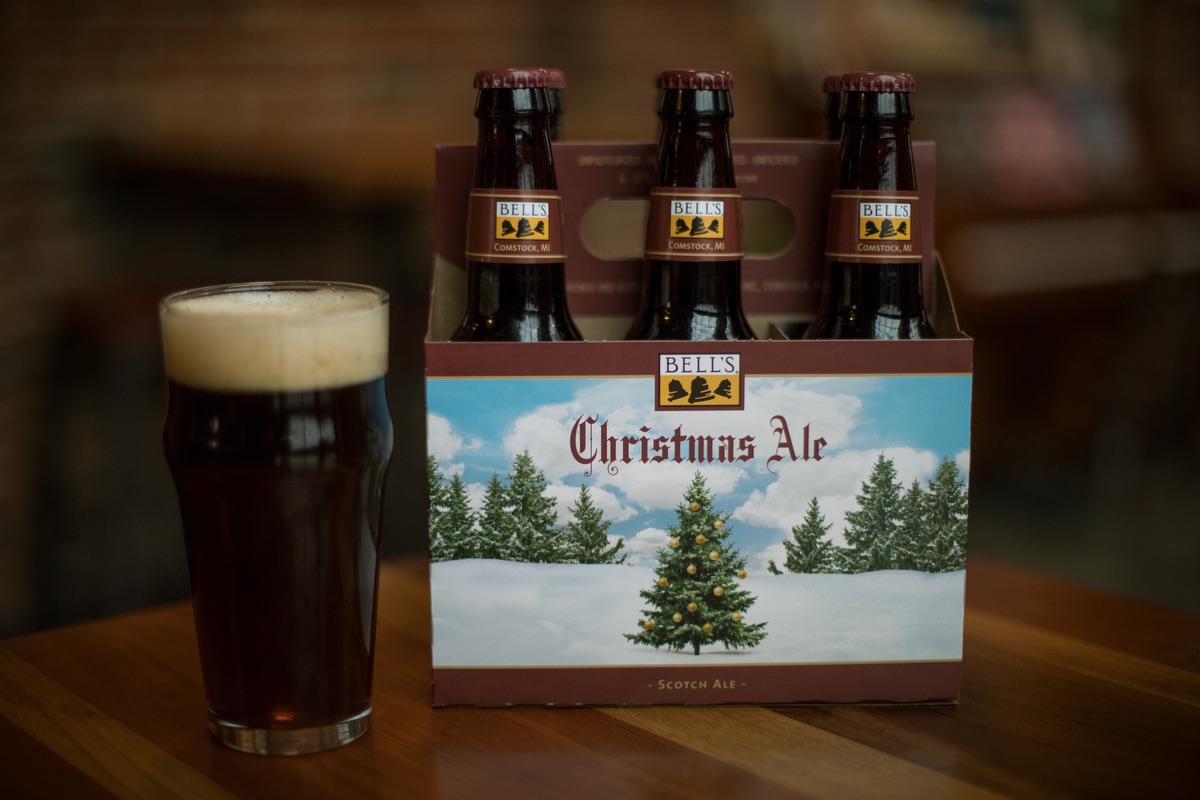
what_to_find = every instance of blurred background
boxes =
[2,0,1197,637]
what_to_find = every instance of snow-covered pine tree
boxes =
[779,497,838,573]
[477,472,515,560]
[428,456,482,561]
[426,455,450,560]
[892,479,929,571]
[842,454,903,572]
[923,457,968,571]
[626,473,766,656]
[441,473,479,560]
[563,484,626,564]
[505,451,564,563]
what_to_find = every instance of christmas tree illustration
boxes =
[626,473,767,656]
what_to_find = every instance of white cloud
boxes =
[735,446,941,547]
[754,542,787,574]
[955,449,971,483]
[426,413,461,460]
[427,413,483,472]
[746,378,863,450]
[621,527,671,566]
[547,481,636,526]
[578,483,639,523]
[598,460,750,513]
[464,481,487,514]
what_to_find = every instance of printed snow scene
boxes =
[427,374,970,667]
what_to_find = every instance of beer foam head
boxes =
[160,282,388,391]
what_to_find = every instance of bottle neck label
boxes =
[645,188,744,262]
[825,191,923,263]
[466,190,566,263]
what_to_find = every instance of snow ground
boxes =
[430,559,965,667]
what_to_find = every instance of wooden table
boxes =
[2,557,1197,799]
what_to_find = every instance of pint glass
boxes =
[160,281,392,755]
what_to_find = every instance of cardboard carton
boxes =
[425,140,972,706]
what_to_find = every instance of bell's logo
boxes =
[495,200,551,240]
[670,200,725,240]
[858,201,912,241]
[657,353,743,410]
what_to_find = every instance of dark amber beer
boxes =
[625,69,755,341]
[160,281,392,755]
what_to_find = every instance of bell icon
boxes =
[688,376,714,404]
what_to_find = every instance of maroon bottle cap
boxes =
[474,68,556,90]
[544,68,566,89]
[837,71,915,93]
[657,70,734,91]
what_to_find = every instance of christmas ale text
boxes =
[569,414,826,476]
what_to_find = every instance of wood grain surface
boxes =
[2,557,1197,799]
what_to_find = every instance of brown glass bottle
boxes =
[806,72,936,340]
[451,68,582,342]
[624,69,755,341]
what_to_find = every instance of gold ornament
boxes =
[669,538,681,549]
[713,586,725,597]
[643,620,655,630]
[689,502,700,512]
[731,612,742,622]
[672,612,683,623]
[695,534,706,545]
[687,602,698,613]
[657,577,669,588]
[737,569,747,579]
[709,551,720,561]
[686,564,697,575]
[714,520,724,529]
[703,623,713,633]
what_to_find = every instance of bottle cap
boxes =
[474,68,556,90]
[657,70,734,91]
[544,68,566,89]
[837,71,915,93]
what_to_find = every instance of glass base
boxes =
[209,707,371,755]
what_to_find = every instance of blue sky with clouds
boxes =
[427,374,971,573]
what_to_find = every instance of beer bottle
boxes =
[625,69,755,341]
[451,68,582,342]
[806,72,936,340]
